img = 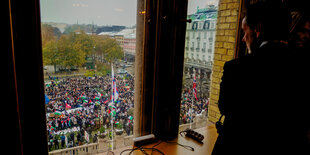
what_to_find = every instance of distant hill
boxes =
[63,24,95,34]
[42,22,127,35]
[43,22,68,33]
[63,24,126,34]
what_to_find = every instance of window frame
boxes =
[8,0,190,154]
[137,0,188,140]
[6,0,48,154]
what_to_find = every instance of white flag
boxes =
[85,131,89,142]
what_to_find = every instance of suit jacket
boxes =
[213,41,308,154]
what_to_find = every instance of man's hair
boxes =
[245,0,290,41]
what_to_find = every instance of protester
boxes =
[54,137,59,150]
[60,134,65,148]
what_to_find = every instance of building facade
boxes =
[99,28,136,62]
[123,34,136,62]
[183,5,218,98]
[184,5,217,74]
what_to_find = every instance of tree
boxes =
[63,24,95,35]
[68,31,94,56]
[41,24,62,73]
[96,62,110,76]
[42,28,123,73]
[42,40,60,73]
[91,36,123,64]
[101,38,123,63]
[41,24,61,46]
[57,35,86,70]
[63,24,81,34]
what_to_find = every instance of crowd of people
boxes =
[45,71,209,151]
[180,87,209,125]
[45,73,135,151]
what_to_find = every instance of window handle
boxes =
[179,19,192,23]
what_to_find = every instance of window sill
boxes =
[118,121,217,155]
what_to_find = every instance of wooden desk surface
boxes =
[128,124,218,155]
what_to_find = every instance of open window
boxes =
[40,0,138,152]
[10,0,309,154]
[6,0,220,154]
[180,0,219,131]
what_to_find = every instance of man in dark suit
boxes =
[212,1,308,154]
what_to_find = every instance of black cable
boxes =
[151,141,163,155]
[152,141,163,149]
[141,148,165,155]
[129,148,136,155]
[150,140,195,154]
[120,148,138,155]
[120,147,165,155]
[164,141,195,151]
[150,148,165,155]
[121,134,195,155]
[138,147,148,155]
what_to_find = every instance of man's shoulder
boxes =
[223,58,239,70]
[223,55,253,69]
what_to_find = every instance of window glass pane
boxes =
[40,0,137,153]
[180,0,218,130]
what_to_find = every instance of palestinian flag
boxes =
[109,111,116,116]
[109,105,116,110]
[128,116,133,123]
[128,116,133,120]
[98,92,104,97]
[66,103,71,109]
[108,109,116,116]
[54,110,62,115]
[96,101,100,105]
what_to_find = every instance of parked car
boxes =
[118,69,128,74]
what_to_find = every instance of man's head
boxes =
[295,18,310,48]
[242,16,259,54]
[244,0,290,44]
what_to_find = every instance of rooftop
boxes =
[98,28,136,39]
[188,5,218,21]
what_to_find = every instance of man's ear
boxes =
[254,23,262,38]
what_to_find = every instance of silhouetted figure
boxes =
[212,1,308,154]
[289,12,310,153]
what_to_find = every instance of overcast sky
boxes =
[40,0,218,27]
[40,0,137,26]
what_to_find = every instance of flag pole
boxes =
[190,70,195,129]
[111,63,114,151]
[190,95,193,129]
